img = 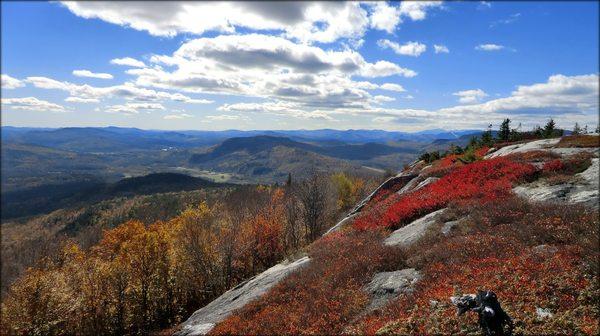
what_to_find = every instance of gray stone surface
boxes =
[441,219,460,236]
[485,139,561,158]
[536,307,553,319]
[324,212,359,235]
[176,256,310,335]
[396,176,420,195]
[514,158,599,208]
[413,177,439,191]
[384,208,447,247]
[532,244,559,256]
[364,268,421,311]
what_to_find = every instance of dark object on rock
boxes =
[451,290,513,336]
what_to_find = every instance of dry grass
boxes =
[557,135,600,148]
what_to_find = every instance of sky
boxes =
[1,1,598,131]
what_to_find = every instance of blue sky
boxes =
[1,1,598,131]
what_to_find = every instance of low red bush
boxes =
[210,229,406,335]
[353,158,537,230]
[543,159,565,172]
[355,247,596,335]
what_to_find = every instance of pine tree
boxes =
[543,118,556,138]
[533,125,543,138]
[481,124,494,146]
[573,122,582,135]
[498,118,511,141]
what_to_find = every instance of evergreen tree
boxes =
[498,118,511,141]
[543,118,556,138]
[468,136,479,150]
[481,124,494,146]
[532,125,543,138]
[573,122,582,135]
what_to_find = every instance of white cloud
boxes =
[380,83,406,92]
[1,74,25,89]
[164,113,193,120]
[62,2,440,43]
[25,76,212,104]
[63,2,369,43]
[433,44,449,54]
[72,69,113,79]
[475,44,504,51]
[398,1,443,21]
[206,114,243,121]
[104,102,165,115]
[378,39,427,57]
[453,89,488,104]
[325,74,598,130]
[369,2,401,33]
[373,116,397,123]
[2,97,66,112]
[444,74,598,115]
[373,95,396,104]
[125,34,415,115]
[110,57,146,67]
[65,96,99,103]
[361,60,417,77]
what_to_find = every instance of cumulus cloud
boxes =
[443,74,598,116]
[72,69,113,79]
[475,44,504,51]
[25,76,212,104]
[323,73,598,130]
[62,2,441,43]
[65,96,100,103]
[433,44,449,54]
[373,95,396,104]
[378,39,427,57]
[380,83,406,92]
[369,2,401,33]
[164,113,193,120]
[104,102,165,114]
[453,89,488,104]
[398,1,443,21]
[1,74,25,89]
[110,57,146,67]
[124,34,415,115]
[62,2,366,43]
[2,97,66,112]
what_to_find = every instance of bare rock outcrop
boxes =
[384,208,447,247]
[485,138,561,158]
[514,158,599,208]
[363,268,421,311]
[176,256,310,335]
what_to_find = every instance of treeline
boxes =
[419,118,593,164]
[0,172,376,335]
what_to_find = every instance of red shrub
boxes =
[355,247,595,335]
[211,229,406,335]
[543,159,565,172]
[353,158,537,230]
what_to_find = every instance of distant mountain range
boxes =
[2,126,482,152]
[1,126,486,213]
